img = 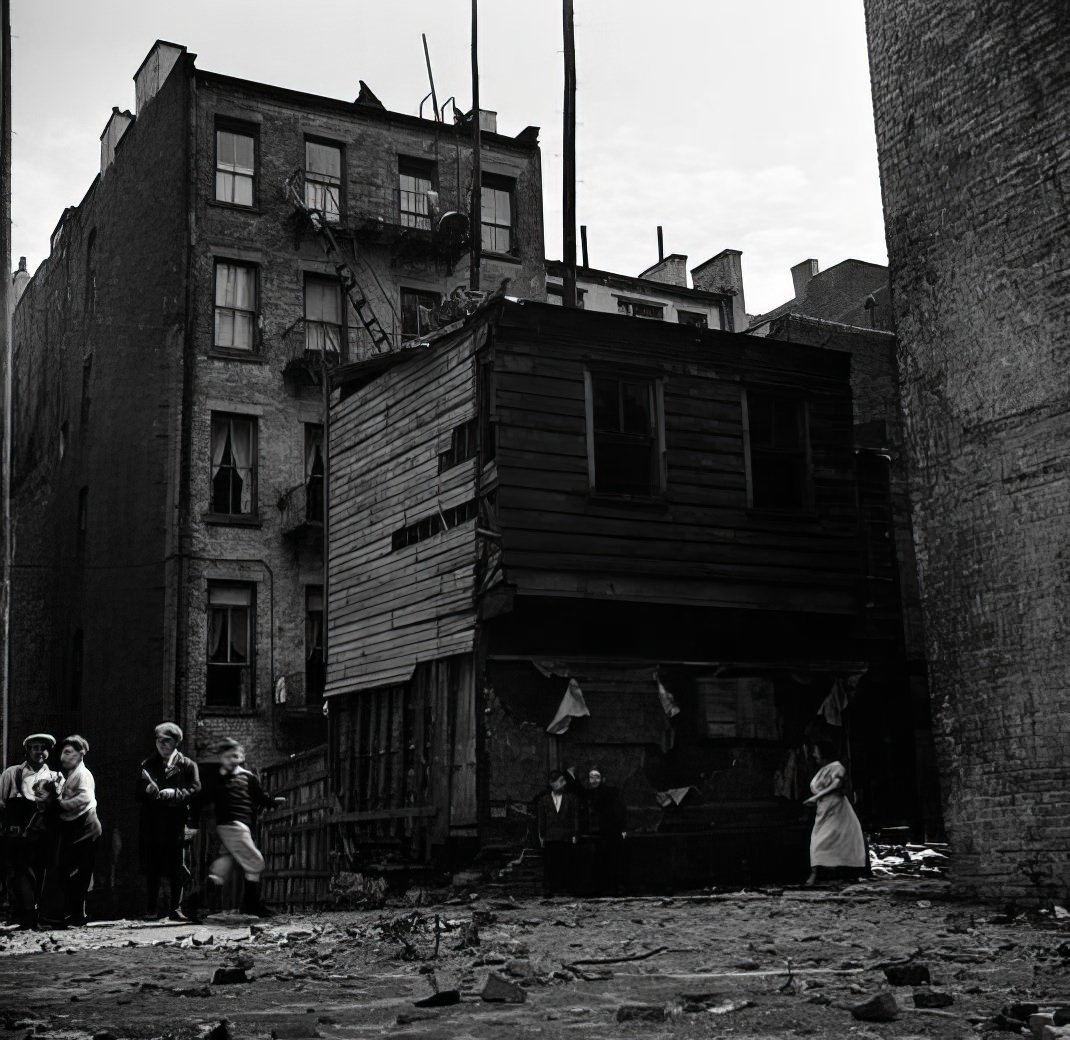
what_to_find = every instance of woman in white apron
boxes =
[803,738,867,885]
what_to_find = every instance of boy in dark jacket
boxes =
[535,769,581,897]
[136,722,201,921]
[208,738,284,918]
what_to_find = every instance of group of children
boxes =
[0,724,284,929]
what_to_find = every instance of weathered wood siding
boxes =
[491,304,858,613]
[327,332,480,694]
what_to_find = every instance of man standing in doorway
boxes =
[536,769,580,897]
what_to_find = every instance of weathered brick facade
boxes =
[7,41,544,910]
[865,0,1070,899]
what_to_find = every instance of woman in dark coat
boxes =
[585,767,628,895]
[136,722,201,921]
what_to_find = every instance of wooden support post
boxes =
[562,0,578,308]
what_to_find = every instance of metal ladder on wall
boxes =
[284,171,393,355]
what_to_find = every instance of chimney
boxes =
[134,40,186,114]
[640,253,688,288]
[478,109,497,133]
[691,249,746,331]
[791,258,820,302]
[11,257,30,310]
[99,107,135,177]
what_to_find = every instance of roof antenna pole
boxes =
[421,34,440,123]
[562,0,578,307]
[657,225,664,263]
[469,0,481,291]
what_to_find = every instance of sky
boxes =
[9,0,887,316]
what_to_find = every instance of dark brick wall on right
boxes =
[865,0,1070,900]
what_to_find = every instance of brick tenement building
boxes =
[8,39,544,910]
[864,1,1069,899]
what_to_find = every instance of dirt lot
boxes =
[1,877,1067,1040]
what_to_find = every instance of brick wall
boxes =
[865,0,1070,899]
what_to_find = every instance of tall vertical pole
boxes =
[0,0,12,762]
[562,0,578,307]
[421,34,440,123]
[469,0,481,291]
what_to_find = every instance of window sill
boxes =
[207,199,260,215]
[587,491,669,509]
[202,513,263,529]
[480,251,522,266]
[198,705,260,717]
[208,349,265,364]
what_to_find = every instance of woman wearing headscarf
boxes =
[803,737,867,885]
[137,722,201,921]
[43,735,102,926]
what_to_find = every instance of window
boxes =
[586,372,664,496]
[546,284,586,308]
[305,586,325,705]
[438,418,478,473]
[696,677,779,740]
[305,139,342,223]
[305,276,343,355]
[213,261,257,352]
[84,230,97,316]
[215,127,255,207]
[617,298,664,320]
[744,392,810,510]
[479,363,496,465]
[77,486,88,555]
[400,287,439,339]
[207,583,255,708]
[398,158,434,230]
[391,499,479,551]
[480,175,514,254]
[59,421,69,462]
[305,424,324,524]
[210,413,257,517]
[677,309,708,329]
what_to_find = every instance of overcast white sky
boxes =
[10,0,886,315]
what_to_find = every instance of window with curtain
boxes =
[304,140,342,223]
[215,127,255,207]
[304,276,343,355]
[305,586,325,705]
[398,158,434,229]
[305,424,324,524]
[214,261,257,352]
[480,175,514,254]
[210,413,257,517]
[207,583,255,708]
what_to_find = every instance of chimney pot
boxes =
[791,258,820,301]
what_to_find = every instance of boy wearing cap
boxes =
[137,722,201,922]
[0,733,61,927]
[209,739,285,918]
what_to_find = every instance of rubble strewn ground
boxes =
[1,876,1068,1040]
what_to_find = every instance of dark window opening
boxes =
[399,158,435,230]
[546,284,586,307]
[401,287,440,340]
[617,298,664,320]
[746,393,809,510]
[84,230,97,316]
[480,175,514,254]
[80,356,92,428]
[391,499,479,551]
[59,421,69,462]
[438,418,478,472]
[215,127,255,207]
[214,261,257,352]
[677,309,708,328]
[210,413,257,517]
[589,373,661,496]
[207,582,255,708]
[479,363,496,464]
[305,139,342,223]
[305,586,325,705]
[305,424,324,524]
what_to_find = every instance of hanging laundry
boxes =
[655,786,695,807]
[274,675,288,704]
[655,671,681,718]
[546,678,590,735]
[818,679,850,727]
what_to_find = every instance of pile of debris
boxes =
[869,842,950,878]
